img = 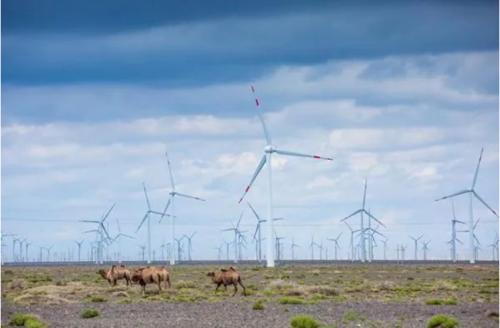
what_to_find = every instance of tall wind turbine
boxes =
[137,183,171,264]
[409,235,423,260]
[160,151,205,265]
[238,86,333,267]
[435,148,498,263]
[25,241,32,263]
[341,179,385,262]
[222,212,244,263]
[328,233,342,260]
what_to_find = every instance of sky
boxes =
[1,0,499,262]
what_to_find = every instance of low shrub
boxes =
[88,295,107,302]
[426,314,459,328]
[253,300,265,310]
[290,314,320,328]
[80,308,99,319]
[278,296,306,304]
[425,298,457,305]
[9,313,46,327]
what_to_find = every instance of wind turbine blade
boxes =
[455,219,466,225]
[175,192,205,201]
[222,228,236,232]
[435,190,470,202]
[101,203,116,222]
[101,224,112,240]
[165,151,176,190]
[341,209,362,222]
[136,212,149,232]
[336,232,343,239]
[83,229,99,234]
[344,221,353,231]
[236,211,244,228]
[238,154,267,203]
[120,234,135,239]
[143,183,152,210]
[247,202,262,221]
[364,210,386,227]
[456,238,464,245]
[473,191,499,218]
[474,234,480,245]
[274,148,333,161]
[160,197,172,221]
[80,220,100,224]
[451,200,457,219]
[250,85,272,145]
[253,225,259,240]
[471,147,483,189]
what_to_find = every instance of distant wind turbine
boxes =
[160,151,205,265]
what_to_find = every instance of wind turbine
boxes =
[222,212,244,263]
[238,86,333,267]
[80,203,115,264]
[381,238,388,260]
[174,237,185,262]
[341,179,385,262]
[328,233,342,260]
[344,222,360,261]
[435,148,498,263]
[448,201,467,262]
[488,234,498,261]
[136,183,170,264]
[215,244,223,261]
[310,236,316,260]
[422,240,431,260]
[46,245,54,262]
[291,238,300,260]
[139,245,146,262]
[400,245,406,261]
[409,235,423,260]
[275,232,285,262]
[113,218,133,262]
[74,240,84,262]
[183,232,196,261]
[160,151,205,265]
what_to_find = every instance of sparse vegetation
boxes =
[278,296,306,304]
[87,295,107,302]
[343,309,363,323]
[426,314,459,328]
[80,308,100,319]
[253,299,265,310]
[9,313,46,327]
[425,298,457,305]
[290,314,320,328]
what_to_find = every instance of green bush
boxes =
[427,314,459,328]
[278,297,306,304]
[9,313,46,327]
[80,308,100,319]
[343,310,362,323]
[253,300,265,310]
[290,315,320,328]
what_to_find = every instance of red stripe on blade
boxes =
[245,186,250,192]
[251,86,255,92]
[255,98,260,106]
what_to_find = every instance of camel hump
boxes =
[229,266,236,271]
[220,268,228,272]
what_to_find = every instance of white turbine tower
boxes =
[409,235,423,260]
[341,179,385,262]
[448,201,467,262]
[137,183,169,264]
[435,148,498,264]
[75,240,84,262]
[238,86,333,267]
[160,151,205,265]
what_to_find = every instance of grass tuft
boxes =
[80,308,100,319]
[290,314,320,328]
[343,310,363,323]
[253,299,265,310]
[426,314,459,328]
[9,313,46,327]
[278,296,306,304]
[425,298,457,305]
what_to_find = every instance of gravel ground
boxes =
[2,301,498,328]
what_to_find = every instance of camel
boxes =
[131,266,171,294]
[97,264,131,286]
[207,266,246,296]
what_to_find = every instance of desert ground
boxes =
[1,263,498,327]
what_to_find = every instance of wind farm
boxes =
[2,1,499,327]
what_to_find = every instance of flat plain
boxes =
[1,263,498,327]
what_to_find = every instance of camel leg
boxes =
[238,279,247,296]
[215,283,221,294]
[142,283,146,295]
[166,276,171,288]
[232,283,238,296]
